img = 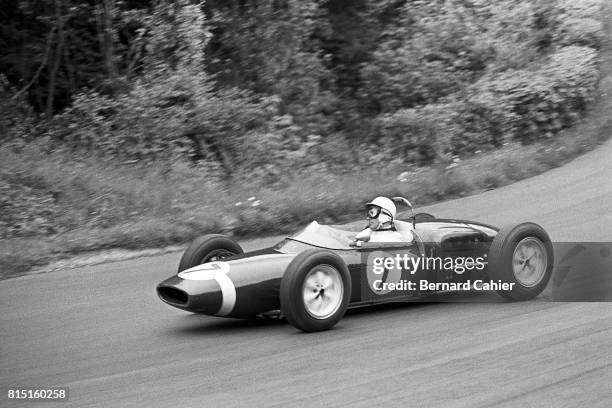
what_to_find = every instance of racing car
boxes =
[157,200,554,332]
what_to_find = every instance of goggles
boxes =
[366,205,391,219]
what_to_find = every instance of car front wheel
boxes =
[280,249,351,332]
[178,234,243,273]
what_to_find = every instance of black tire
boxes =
[178,234,243,272]
[488,222,553,301]
[280,249,351,332]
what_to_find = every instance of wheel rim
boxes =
[302,264,344,320]
[201,249,236,264]
[512,237,548,287]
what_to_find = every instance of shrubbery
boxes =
[376,44,599,161]
[0,77,35,146]
[47,74,270,167]
[3,0,602,171]
[471,46,599,144]
[360,0,495,113]
[372,0,602,163]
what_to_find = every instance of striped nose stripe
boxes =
[214,272,236,316]
[178,262,237,316]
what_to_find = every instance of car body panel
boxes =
[157,218,500,318]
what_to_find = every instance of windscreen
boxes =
[275,221,359,251]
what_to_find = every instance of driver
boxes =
[355,196,405,243]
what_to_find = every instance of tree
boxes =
[205,0,337,135]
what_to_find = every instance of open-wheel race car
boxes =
[157,198,554,332]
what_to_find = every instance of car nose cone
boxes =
[157,276,223,315]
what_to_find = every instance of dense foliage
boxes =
[0,0,605,241]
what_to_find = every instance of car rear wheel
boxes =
[280,249,351,332]
[488,222,553,300]
[178,234,243,272]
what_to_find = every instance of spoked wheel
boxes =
[302,265,345,320]
[281,249,351,332]
[511,237,548,288]
[488,223,553,301]
[178,234,244,272]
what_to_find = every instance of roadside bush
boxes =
[360,1,495,113]
[447,98,506,154]
[0,178,60,239]
[0,76,36,147]
[373,43,599,163]
[555,0,604,48]
[479,0,560,73]
[556,17,604,48]
[45,72,269,169]
[470,46,599,143]
[375,96,508,163]
[557,0,602,19]
[206,0,338,136]
[375,104,456,166]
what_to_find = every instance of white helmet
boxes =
[366,196,397,220]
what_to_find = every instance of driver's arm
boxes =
[355,228,372,242]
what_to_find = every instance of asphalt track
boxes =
[1,140,611,408]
